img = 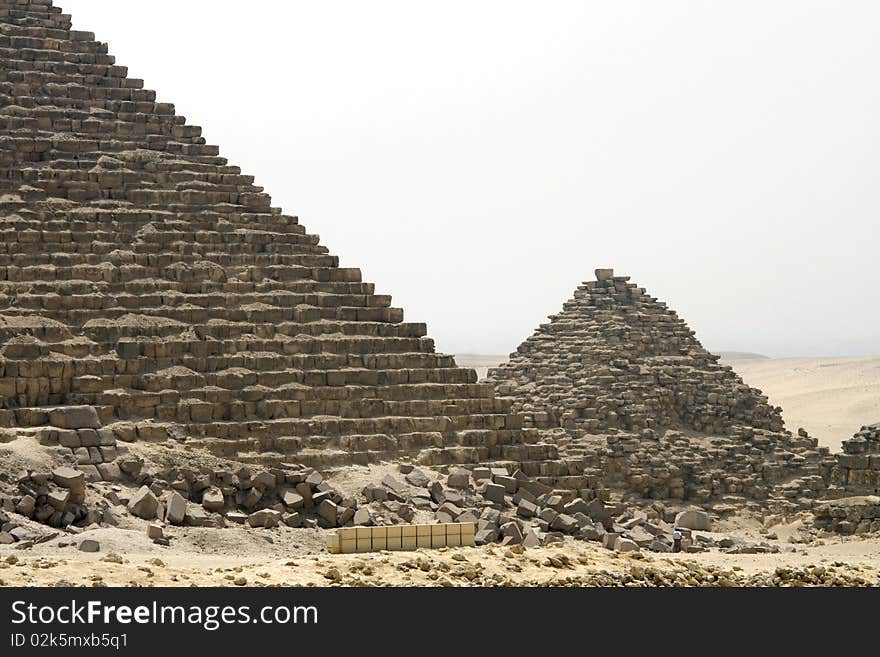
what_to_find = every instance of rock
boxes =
[201,487,225,512]
[353,508,372,526]
[475,526,500,545]
[494,475,518,494]
[128,486,159,520]
[337,506,355,526]
[283,512,303,528]
[317,499,339,526]
[10,527,37,542]
[563,498,590,516]
[185,507,217,527]
[147,524,164,540]
[674,509,711,531]
[624,525,655,547]
[282,489,304,509]
[252,471,277,491]
[517,499,539,518]
[500,521,524,545]
[362,485,387,502]
[247,509,282,528]
[472,467,492,481]
[484,483,507,504]
[47,489,70,509]
[437,502,463,520]
[15,495,36,517]
[615,538,640,553]
[539,507,558,524]
[49,406,101,430]
[52,467,86,503]
[428,481,446,504]
[586,498,612,525]
[602,532,619,550]
[119,459,143,477]
[97,463,122,482]
[522,530,541,548]
[237,487,261,509]
[79,429,100,447]
[550,513,578,534]
[405,469,430,487]
[57,430,80,448]
[79,539,100,552]
[101,507,120,526]
[457,510,479,524]
[165,492,187,525]
[577,525,603,541]
[381,474,407,492]
[447,469,470,489]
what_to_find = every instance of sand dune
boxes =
[456,353,880,451]
[723,356,880,451]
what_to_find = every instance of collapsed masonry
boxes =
[813,423,880,534]
[0,0,587,494]
[831,423,880,495]
[486,269,836,513]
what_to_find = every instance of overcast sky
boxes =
[63,1,880,358]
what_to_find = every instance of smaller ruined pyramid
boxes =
[487,269,783,437]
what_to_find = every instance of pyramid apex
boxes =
[594,268,614,281]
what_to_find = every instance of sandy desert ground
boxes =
[1,521,878,587]
[458,353,880,451]
[724,356,880,451]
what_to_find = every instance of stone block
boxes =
[49,406,101,430]
[128,486,159,520]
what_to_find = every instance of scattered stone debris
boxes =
[79,539,100,553]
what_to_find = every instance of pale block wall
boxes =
[326,522,476,554]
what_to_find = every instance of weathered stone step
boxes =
[75,319,427,342]
[0,44,116,66]
[0,302,404,326]
[0,6,72,32]
[0,289,392,312]
[0,260,363,286]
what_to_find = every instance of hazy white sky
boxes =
[63,1,880,357]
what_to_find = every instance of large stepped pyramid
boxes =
[0,0,576,483]
[486,270,835,509]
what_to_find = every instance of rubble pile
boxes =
[486,271,836,508]
[830,423,880,496]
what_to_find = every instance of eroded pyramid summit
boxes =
[486,270,835,506]
[487,268,783,436]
